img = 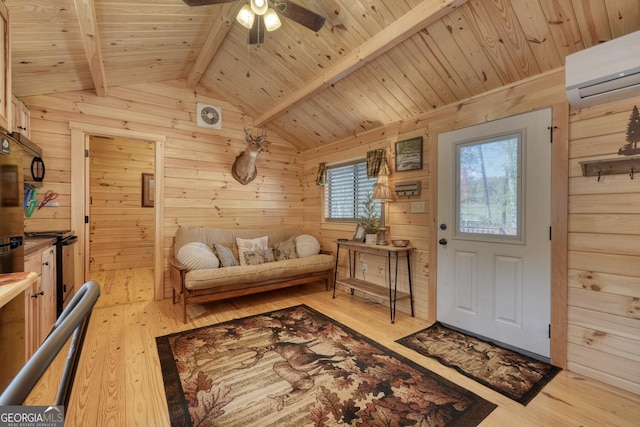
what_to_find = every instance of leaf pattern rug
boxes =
[397,322,561,405]
[156,305,496,426]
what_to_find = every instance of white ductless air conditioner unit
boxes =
[566,30,640,109]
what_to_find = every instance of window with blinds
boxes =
[325,161,378,221]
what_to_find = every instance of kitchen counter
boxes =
[0,272,38,308]
[24,237,56,256]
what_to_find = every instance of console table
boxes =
[333,240,414,323]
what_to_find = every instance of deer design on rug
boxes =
[238,340,346,411]
[231,128,269,185]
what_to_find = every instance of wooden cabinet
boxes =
[0,272,37,393]
[11,95,30,137]
[24,245,57,358]
[0,3,10,132]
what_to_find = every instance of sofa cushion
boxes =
[244,247,275,265]
[184,254,335,291]
[177,242,219,271]
[295,234,321,258]
[236,236,269,266]
[272,237,298,261]
[173,226,304,257]
[212,244,238,267]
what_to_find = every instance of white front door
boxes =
[437,108,552,358]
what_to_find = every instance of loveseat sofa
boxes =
[168,226,335,322]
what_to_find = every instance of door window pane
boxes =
[456,134,522,240]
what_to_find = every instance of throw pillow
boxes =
[243,247,275,266]
[295,234,321,258]
[212,243,238,267]
[177,242,219,271]
[236,236,269,266]
[272,237,298,261]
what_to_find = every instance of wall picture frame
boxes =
[395,136,423,172]
[352,224,365,242]
[142,173,155,207]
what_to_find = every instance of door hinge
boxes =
[549,226,552,240]
[84,149,89,158]
[549,324,551,339]
[85,215,89,224]
[547,126,558,143]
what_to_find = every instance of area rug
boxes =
[156,305,496,426]
[397,322,561,405]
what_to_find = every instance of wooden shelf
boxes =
[580,157,640,178]
[336,277,411,301]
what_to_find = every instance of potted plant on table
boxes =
[359,193,380,245]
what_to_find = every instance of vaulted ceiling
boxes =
[6,0,640,150]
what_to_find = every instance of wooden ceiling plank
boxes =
[422,19,487,96]
[253,0,470,127]
[468,0,541,81]
[73,0,108,96]
[508,0,564,71]
[604,0,640,38]
[538,0,584,58]
[439,8,506,91]
[571,0,612,47]
[186,2,241,89]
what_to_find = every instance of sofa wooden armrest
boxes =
[168,254,187,305]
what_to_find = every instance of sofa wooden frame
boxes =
[168,243,335,323]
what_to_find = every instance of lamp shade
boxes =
[250,0,268,16]
[264,8,281,31]
[236,5,255,29]
[372,174,394,202]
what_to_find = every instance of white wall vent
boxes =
[566,30,640,109]
[196,103,222,129]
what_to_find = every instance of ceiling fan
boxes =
[183,0,326,44]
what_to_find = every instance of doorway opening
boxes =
[88,136,155,274]
[70,123,165,300]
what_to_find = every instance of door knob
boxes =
[438,238,448,245]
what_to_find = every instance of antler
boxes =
[243,127,268,144]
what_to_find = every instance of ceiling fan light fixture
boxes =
[236,4,255,29]
[264,8,281,32]
[250,0,268,16]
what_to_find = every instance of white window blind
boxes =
[325,161,378,221]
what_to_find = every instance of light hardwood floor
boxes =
[26,268,640,426]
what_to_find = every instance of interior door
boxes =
[437,108,552,358]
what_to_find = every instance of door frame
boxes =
[429,104,569,368]
[70,122,166,301]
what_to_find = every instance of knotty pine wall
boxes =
[88,136,155,272]
[22,80,305,297]
[303,68,640,395]
[19,71,639,394]
[567,97,640,395]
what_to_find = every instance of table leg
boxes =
[407,251,414,317]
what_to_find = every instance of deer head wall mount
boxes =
[232,128,269,185]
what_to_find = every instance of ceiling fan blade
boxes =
[248,18,265,45]
[275,1,326,32]
[182,0,235,6]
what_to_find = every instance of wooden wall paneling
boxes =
[24,82,305,298]
[305,68,569,364]
[566,96,640,394]
[89,136,155,272]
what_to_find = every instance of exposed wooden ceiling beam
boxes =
[73,0,108,97]
[253,0,469,128]
[187,2,242,89]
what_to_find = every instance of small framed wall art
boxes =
[395,136,423,172]
[142,173,155,207]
